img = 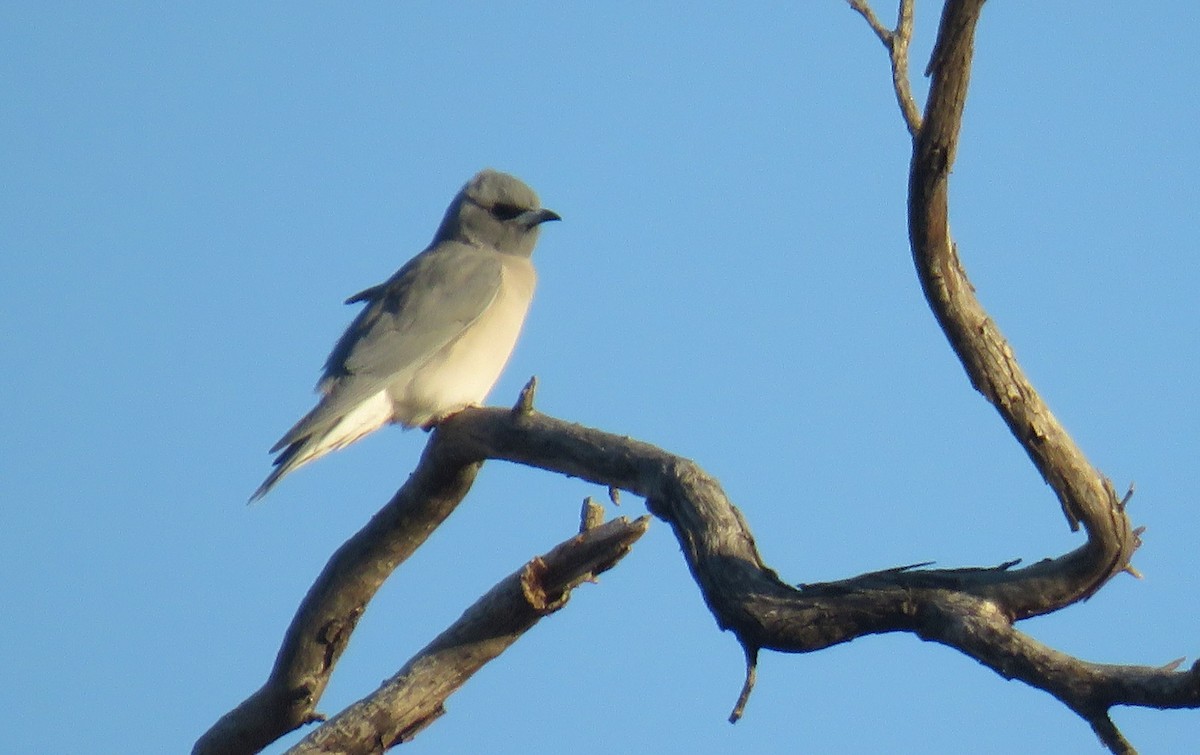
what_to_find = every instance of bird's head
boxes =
[435,169,560,257]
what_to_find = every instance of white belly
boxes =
[393,257,535,427]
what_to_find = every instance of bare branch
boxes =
[285,516,650,754]
[728,645,759,723]
[905,0,1139,586]
[916,591,1200,753]
[849,0,922,135]
[1089,716,1135,755]
[446,407,1197,726]
[201,399,1195,752]
[193,454,485,755]
[511,375,538,416]
[848,0,892,42]
[581,496,605,532]
[896,0,1149,746]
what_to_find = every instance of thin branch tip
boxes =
[580,497,605,533]
[512,376,538,415]
[1119,482,1136,510]
[1161,657,1186,672]
[729,644,759,723]
[849,0,921,136]
[847,0,893,47]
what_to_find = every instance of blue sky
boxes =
[4,3,1198,753]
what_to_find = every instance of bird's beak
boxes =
[517,208,561,228]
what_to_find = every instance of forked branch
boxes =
[852,0,1191,750]
[849,0,922,135]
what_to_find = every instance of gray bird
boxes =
[251,169,559,500]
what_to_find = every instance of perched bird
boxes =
[251,169,559,500]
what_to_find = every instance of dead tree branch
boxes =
[201,400,1196,753]
[284,516,649,754]
[900,0,1142,586]
[850,0,1192,749]
[193,449,485,755]
[849,0,922,135]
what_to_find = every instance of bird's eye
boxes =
[490,203,526,221]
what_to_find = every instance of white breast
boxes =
[392,256,536,427]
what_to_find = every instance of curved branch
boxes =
[906,0,1138,616]
[199,402,1193,753]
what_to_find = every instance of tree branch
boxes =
[915,591,1200,745]
[849,0,922,135]
[285,516,650,754]
[200,400,1194,753]
[193,451,485,755]
[854,0,1166,748]
[905,0,1139,606]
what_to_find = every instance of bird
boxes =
[251,169,559,501]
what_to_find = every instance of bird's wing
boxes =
[269,242,502,451]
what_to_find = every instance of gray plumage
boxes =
[252,169,559,501]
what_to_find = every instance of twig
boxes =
[849,0,922,136]
[728,645,759,723]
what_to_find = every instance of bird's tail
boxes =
[249,390,396,502]
[249,438,318,503]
